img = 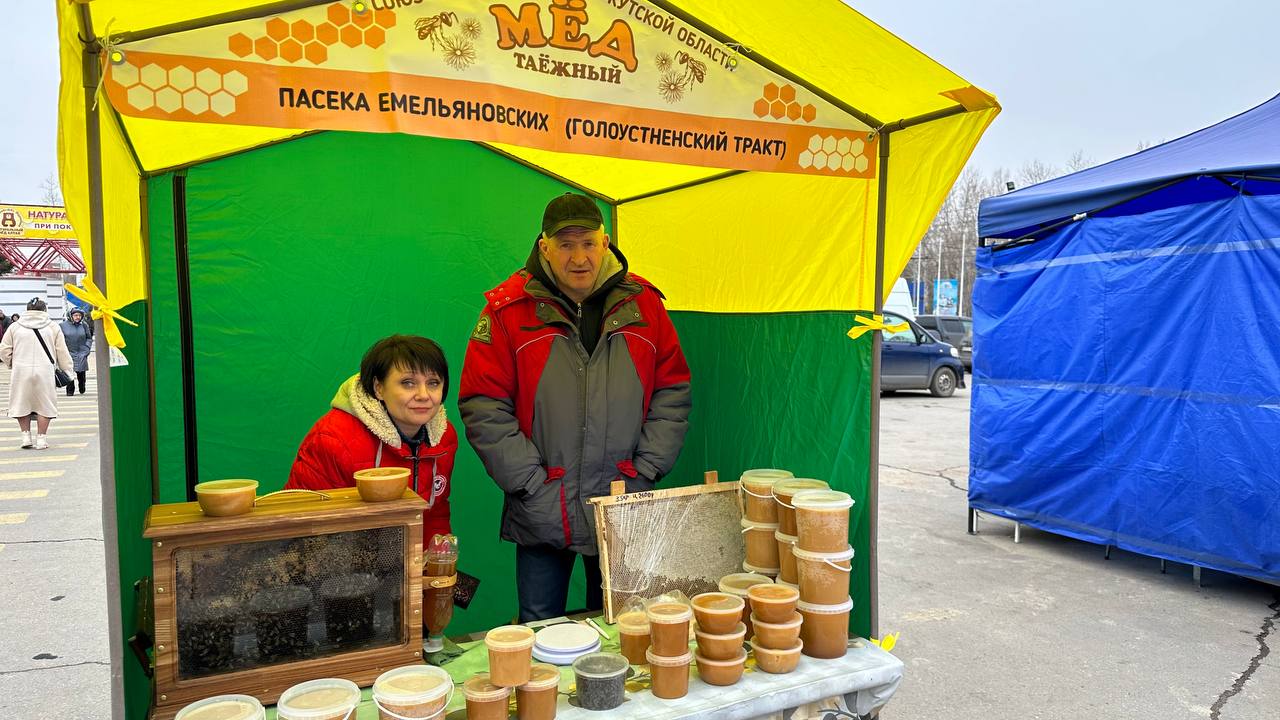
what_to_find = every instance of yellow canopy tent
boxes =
[57,2,996,717]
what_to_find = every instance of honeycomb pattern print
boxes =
[799,135,870,174]
[227,3,397,65]
[114,61,248,117]
[753,83,816,123]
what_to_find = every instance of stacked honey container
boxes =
[644,597,696,699]
[739,469,793,577]
[786,485,855,659]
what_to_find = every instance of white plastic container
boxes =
[372,665,453,719]
[175,695,265,720]
[277,678,361,720]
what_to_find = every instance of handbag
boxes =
[31,327,73,388]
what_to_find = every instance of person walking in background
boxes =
[60,309,93,395]
[0,312,9,342]
[0,298,73,449]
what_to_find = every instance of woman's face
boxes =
[374,366,443,436]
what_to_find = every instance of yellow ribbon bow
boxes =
[870,631,900,652]
[847,313,909,341]
[64,280,138,349]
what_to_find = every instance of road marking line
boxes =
[0,455,77,465]
[0,470,65,481]
[0,443,86,453]
[0,544,5,553]
[0,489,49,500]
[0,513,29,525]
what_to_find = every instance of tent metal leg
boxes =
[967,507,978,535]
[1104,545,1112,560]
[1013,522,1021,544]
[1160,559,1167,574]
[78,27,125,720]
[867,130,892,641]
[1193,566,1202,587]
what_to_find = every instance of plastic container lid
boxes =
[616,610,650,632]
[748,638,803,655]
[776,579,799,590]
[373,665,452,704]
[693,621,746,640]
[646,602,692,624]
[535,623,599,653]
[740,468,794,481]
[742,561,780,576]
[194,479,258,494]
[572,652,630,679]
[719,573,774,596]
[797,597,855,614]
[791,545,855,562]
[693,649,747,666]
[175,695,265,720]
[486,624,536,650]
[771,478,829,498]
[750,612,802,629]
[741,518,780,531]
[791,490,854,510]
[774,530,798,544]
[522,663,563,690]
[691,592,744,613]
[645,648,693,666]
[462,674,512,702]
[277,679,360,719]
[747,583,799,603]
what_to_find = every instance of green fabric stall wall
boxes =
[109,301,157,720]
[667,311,873,637]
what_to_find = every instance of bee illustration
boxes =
[675,51,707,85]
[415,12,458,50]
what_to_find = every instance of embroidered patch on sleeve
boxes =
[471,313,493,344]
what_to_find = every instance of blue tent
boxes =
[970,94,1280,583]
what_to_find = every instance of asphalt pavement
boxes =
[0,367,111,719]
[879,387,1279,719]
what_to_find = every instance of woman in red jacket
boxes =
[287,335,457,539]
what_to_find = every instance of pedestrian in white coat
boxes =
[0,298,73,449]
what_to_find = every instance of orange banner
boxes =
[105,1,878,177]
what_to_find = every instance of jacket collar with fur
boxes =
[330,374,447,450]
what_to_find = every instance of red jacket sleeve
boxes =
[458,308,548,496]
[286,424,352,491]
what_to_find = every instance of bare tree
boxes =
[1065,149,1094,172]
[39,174,62,206]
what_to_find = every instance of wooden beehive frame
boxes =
[143,488,425,720]
[589,471,744,622]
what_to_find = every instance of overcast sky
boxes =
[2,1,1278,203]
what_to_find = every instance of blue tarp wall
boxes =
[970,94,1280,583]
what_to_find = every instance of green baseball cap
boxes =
[541,193,603,237]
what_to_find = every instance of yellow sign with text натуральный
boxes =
[0,204,75,241]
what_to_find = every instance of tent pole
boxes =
[77,16,126,720]
[869,130,891,641]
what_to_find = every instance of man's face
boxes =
[539,226,609,303]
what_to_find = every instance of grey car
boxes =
[915,315,972,369]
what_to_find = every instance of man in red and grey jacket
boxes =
[460,193,692,622]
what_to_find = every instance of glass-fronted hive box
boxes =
[143,487,427,720]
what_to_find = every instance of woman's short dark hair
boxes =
[26,298,46,311]
[359,335,449,401]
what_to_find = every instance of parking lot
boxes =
[878,387,1279,719]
